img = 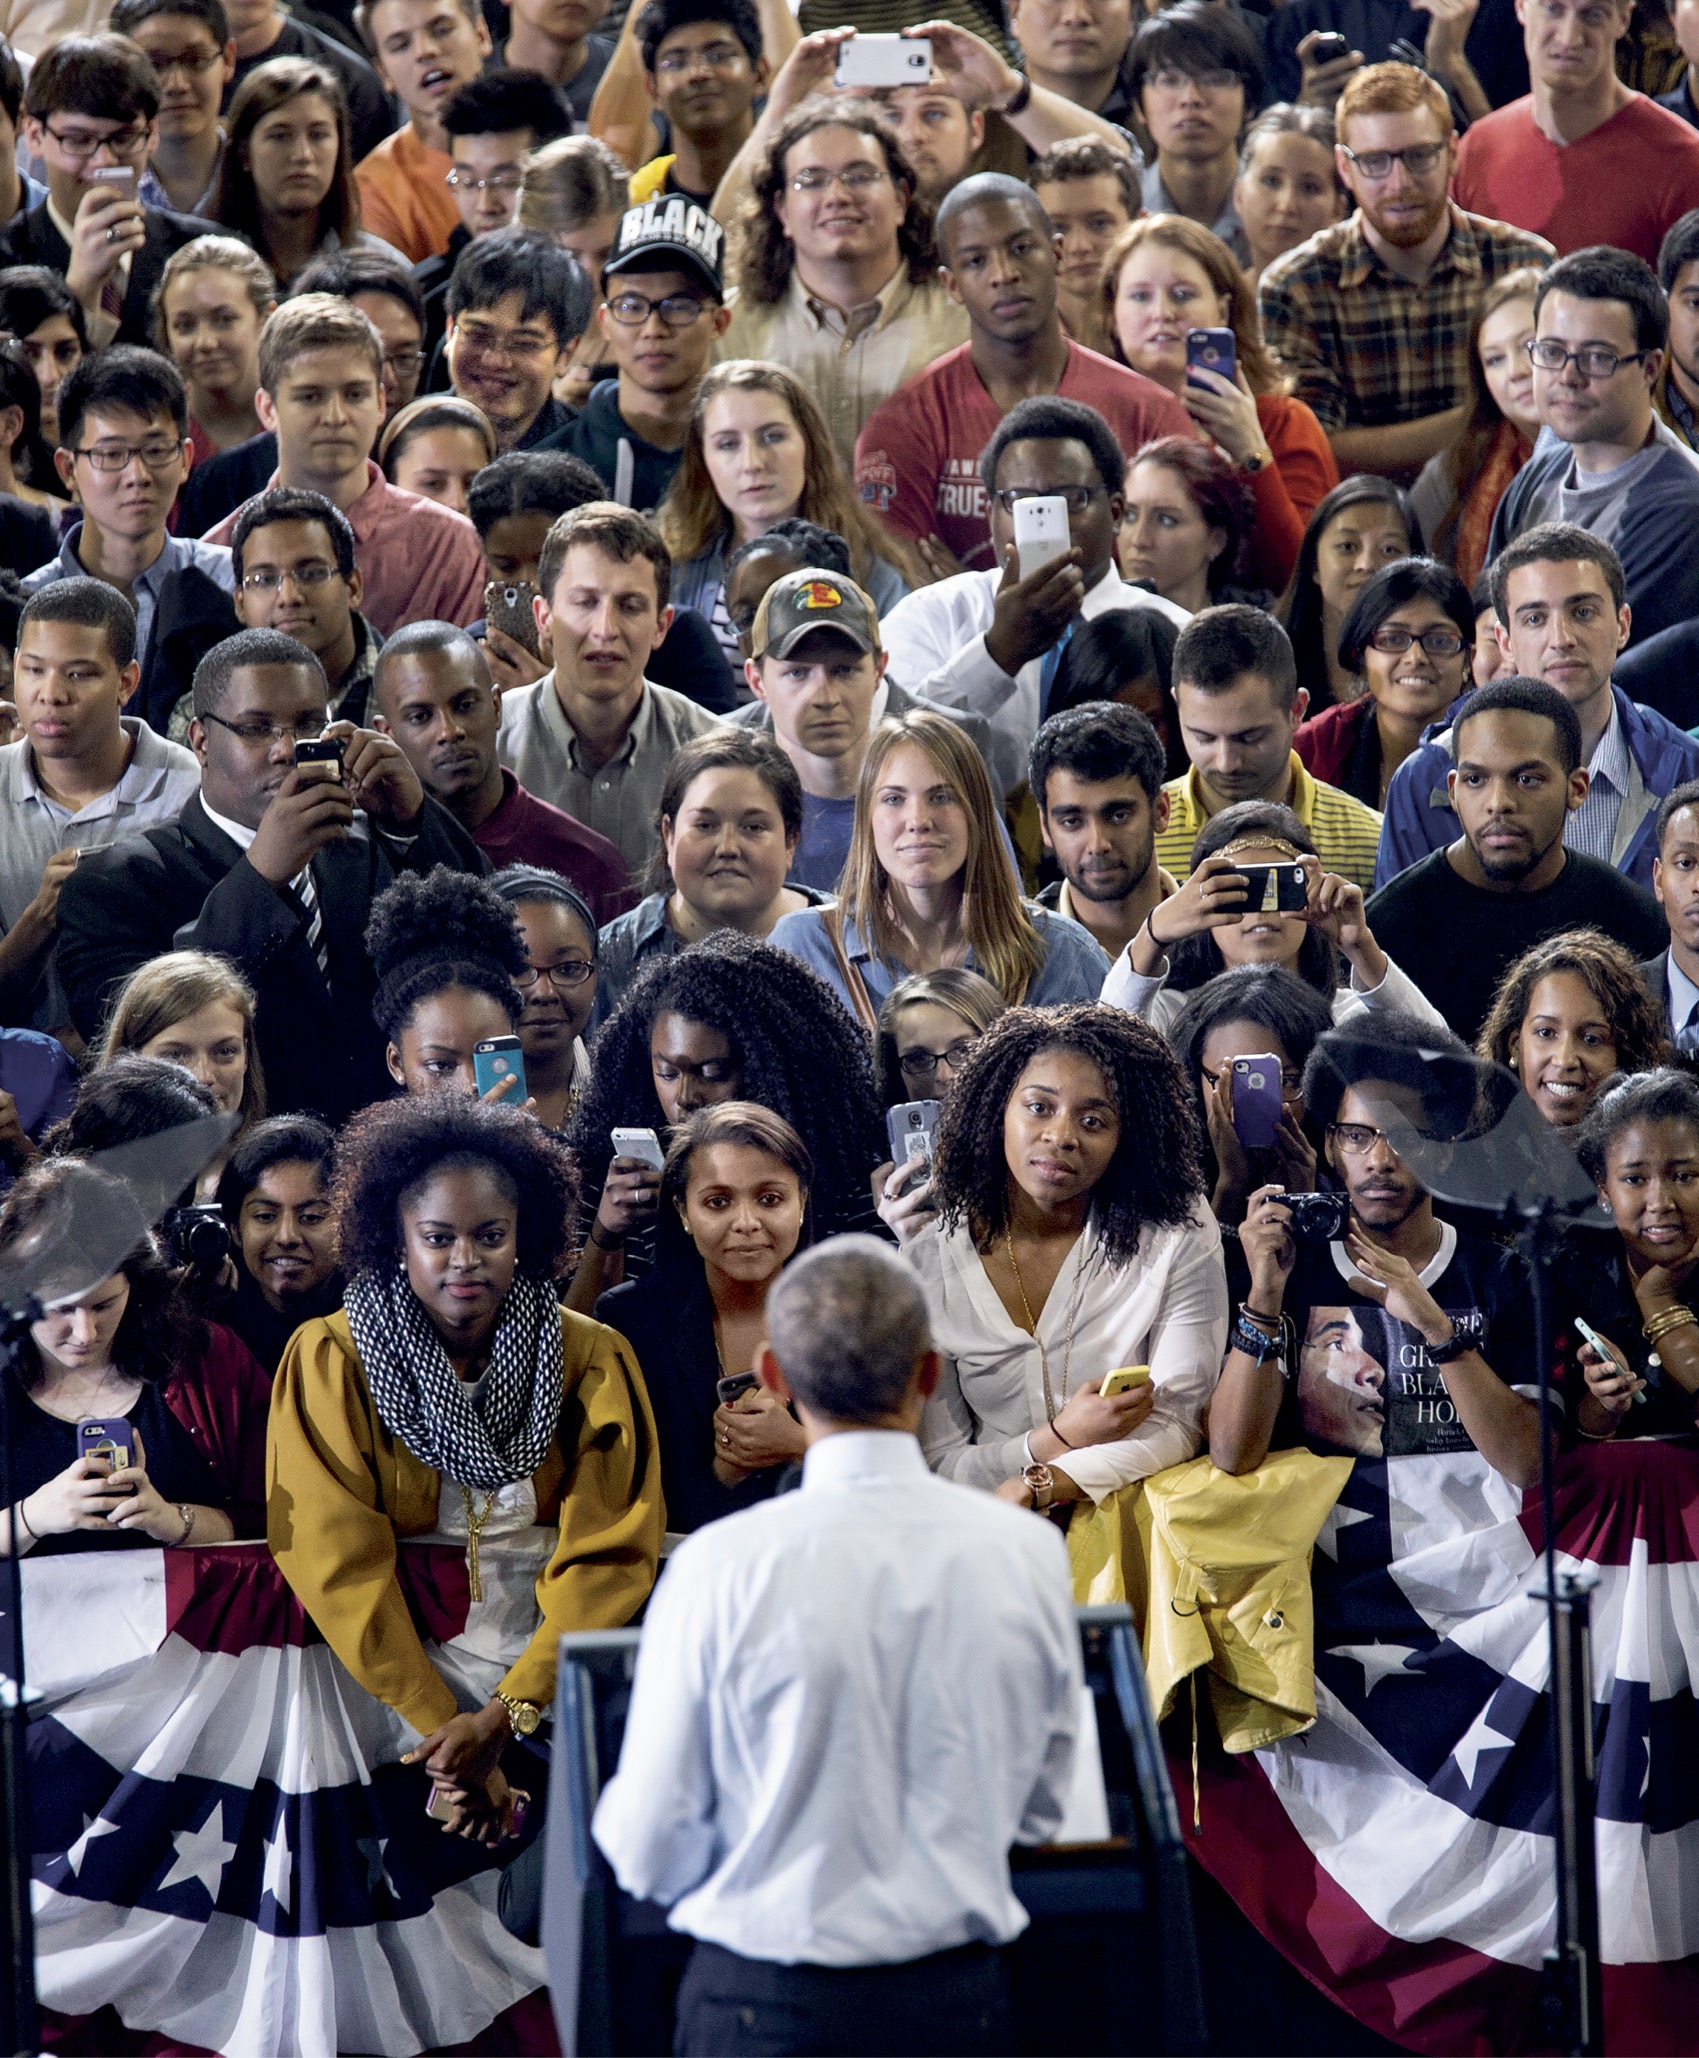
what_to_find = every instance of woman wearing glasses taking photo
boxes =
[871,968,1006,1245]
[1294,558,1475,809]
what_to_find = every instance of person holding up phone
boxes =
[905,1002,1228,1511]
[1101,212,1339,593]
[0,1157,271,1557]
[1103,798,1447,1038]
[870,967,1007,1246]
[598,1102,810,1533]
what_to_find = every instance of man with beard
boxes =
[1208,1010,1544,1487]
[1366,676,1665,1041]
[1259,61,1553,483]
[853,175,1189,578]
[1029,701,1173,961]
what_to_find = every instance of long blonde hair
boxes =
[839,713,1046,1006]
[97,951,267,1134]
[1099,214,1289,397]
[656,359,925,588]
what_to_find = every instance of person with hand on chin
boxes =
[55,626,486,1124]
[269,1091,662,1845]
[902,1002,1227,1510]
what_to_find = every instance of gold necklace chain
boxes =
[1003,1222,1083,1427]
[458,1483,499,1603]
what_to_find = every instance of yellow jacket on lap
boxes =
[267,1307,664,1735]
[1070,1449,1353,1753]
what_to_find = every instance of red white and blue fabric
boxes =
[1187,1440,1699,2054]
[25,1539,554,2058]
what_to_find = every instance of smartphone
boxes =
[1233,862,1308,914]
[78,1417,134,1471]
[1185,326,1236,389]
[1574,1316,1647,1401]
[483,579,541,659]
[1228,1053,1285,1152]
[294,737,344,779]
[473,1035,528,1106]
[425,1786,456,1823]
[834,31,931,88]
[1013,494,1071,583]
[716,1370,758,1406]
[1100,1366,1150,1396]
[886,1099,942,1170]
[1310,30,1352,62]
[86,165,137,200]
[611,1125,665,1173]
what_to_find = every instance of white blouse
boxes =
[905,1206,1229,1502]
[1101,945,1448,1037]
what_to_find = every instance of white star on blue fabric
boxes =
[160,1799,237,1903]
[63,1811,121,1880]
[1449,1701,1521,1788]
[1332,1642,1422,1692]
[261,1811,291,1915]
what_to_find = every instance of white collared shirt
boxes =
[593,1430,1080,1967]
[880,565,1190,796]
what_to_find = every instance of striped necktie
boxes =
[293,863,330,982]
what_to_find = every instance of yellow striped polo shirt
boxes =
[1155,754,1383,889]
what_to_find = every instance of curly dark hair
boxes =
[932,1004,1207,1265]
[1477,928,1673,1083]
[568,932,884,1237]
[1577,1066,1699,1183]
[0,1158,208,1392]
[739,97,937,307]
[333,1092,579,1281]
[365,866,529,1042]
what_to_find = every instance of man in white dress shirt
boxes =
[878,395,1189,797]
[593,1236,1081,2057]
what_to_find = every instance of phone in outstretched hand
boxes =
[834,32,931,87]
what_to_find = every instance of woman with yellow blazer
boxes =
[269,1091,663,1837]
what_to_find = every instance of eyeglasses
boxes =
[655,40,746,71]
[606,290,711,328]
[240,562,343,594]
[788,164,888,194]
[72,438,183,472]
[1525,338,1648,381]
[516,959,595,991]
[383,347,425,378]
[445,166,524,193]
[200,711,329,746]
[1339,141,1447,181]
[453,319,557,360]
[1147,65,1241,92]
[1368,624,1465,658]
[898,1039,978,1077]
[145,45,225,75]
[1328,1121,1397,1156]
[43,118,150,161]
[991,484,1101,514]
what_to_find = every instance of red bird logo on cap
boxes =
[797,582,843,609]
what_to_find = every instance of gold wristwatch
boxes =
[1023,1462,1056,1511]
[496,1691,542,1737]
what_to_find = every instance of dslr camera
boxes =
[160,1202,232,1271]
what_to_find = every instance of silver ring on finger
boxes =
[107,224,119,244]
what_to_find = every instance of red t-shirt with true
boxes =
[853,340,1195,572]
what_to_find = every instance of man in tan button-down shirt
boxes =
[717,99,968,464]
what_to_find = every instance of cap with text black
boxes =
[602,196,724,298]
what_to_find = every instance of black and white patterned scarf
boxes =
[345,1266,564,1490]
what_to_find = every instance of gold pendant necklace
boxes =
[458,1483,498,1603]
[1003,1223,1083,1427]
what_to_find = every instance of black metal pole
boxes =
[0,1309,38,2056]
[1524,1214,1603,2058]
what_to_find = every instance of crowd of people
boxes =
[6,0,1699,2044]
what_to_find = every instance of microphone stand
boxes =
[0,1300,39,2057]
[1510,1199,1602,2058]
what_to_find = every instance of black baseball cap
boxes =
[602,196,725,299]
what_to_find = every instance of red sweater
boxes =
[1453,93,1699,264]
[1240,392,1340,593]
[161,1320,274,1540]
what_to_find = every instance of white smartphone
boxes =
[1013,494,1071,582]
[611,1125,665,1174]
[834,32,932,88]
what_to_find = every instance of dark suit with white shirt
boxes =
[0,200,219,350]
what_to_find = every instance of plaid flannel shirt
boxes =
[1258,206,1555,432]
